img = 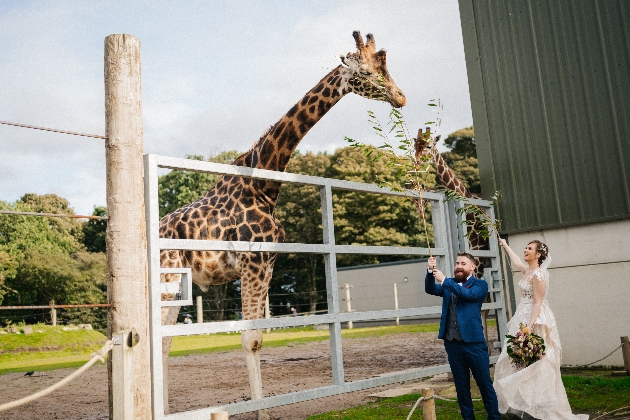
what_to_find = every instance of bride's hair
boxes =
[528,240,549,266]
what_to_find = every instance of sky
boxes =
[0,1,473,216]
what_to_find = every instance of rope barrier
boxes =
[0,210,108,220]
[0,120,107,140]
[0,340,113,412]
[564,344,623,369]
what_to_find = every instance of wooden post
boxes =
[112,329,136,420]
[622,336,630,374]
[211,412,229,420]
[344,284,353,329]
[265,294,271,334]
[196,295,203,323]
[50,300,57,326]
[421,388,436,420]
[104,34,150,420]
[393,283,400,326]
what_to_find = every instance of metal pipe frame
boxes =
[143,154,502,420]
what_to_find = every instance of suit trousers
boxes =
[443,340,500,420]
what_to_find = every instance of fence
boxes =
[0,303,110,326]
[143,154,508,419]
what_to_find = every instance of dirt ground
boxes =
[0,327,499,420]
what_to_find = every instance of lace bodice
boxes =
[518,268,546,300]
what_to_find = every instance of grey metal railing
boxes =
[143,154,505,420]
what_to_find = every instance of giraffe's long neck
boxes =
[234,65,351,172]
[430,148,473,199]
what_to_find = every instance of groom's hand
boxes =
[428,256,436,270]
[432,268,445,284]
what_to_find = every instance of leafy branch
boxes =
[345,99,502,244]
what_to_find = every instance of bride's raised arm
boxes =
[498,238,528,273]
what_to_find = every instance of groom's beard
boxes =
[454,269,469,282]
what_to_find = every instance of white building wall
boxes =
[505,218,630,367]
[337,260,442,319]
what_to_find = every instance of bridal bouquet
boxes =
[505,324,546,369]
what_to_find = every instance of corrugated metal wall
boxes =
[460,0,630,233]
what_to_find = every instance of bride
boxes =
[494,239,588,419]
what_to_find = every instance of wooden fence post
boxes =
[622,336,630,374]
[393,283,400,326]
[421,388,436,420]
[104,34,151,420]
[112,329,138,420]
[50,300,56,326]
[196,295,203,323]
[211,412,229,420]
[343,284,353,329]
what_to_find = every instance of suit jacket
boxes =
[425,271,488,343]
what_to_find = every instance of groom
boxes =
[425,253,500,420]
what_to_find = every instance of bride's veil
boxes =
[540,255,552,297]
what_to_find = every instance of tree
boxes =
[0,194,107,327]
[273,152,330,314]
[82,206,107,253]
[441,126,481,195]
[329,146,434,266]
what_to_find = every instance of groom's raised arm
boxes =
[425,270,444,297]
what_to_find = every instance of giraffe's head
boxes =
[338,31,406,108]
[414,127,436,162]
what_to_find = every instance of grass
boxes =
[307,375,630,419]
[307,394,489,420]
[0,324,108,374]
[563,374,630,413]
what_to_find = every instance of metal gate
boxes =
[143,154,507,420]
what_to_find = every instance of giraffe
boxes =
[413,128,494,346]
[158,31,405,419]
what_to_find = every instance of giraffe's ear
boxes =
[376,50,387,64]
[337,54,349,68]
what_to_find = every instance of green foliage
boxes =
[441,126,480,194]
[0,195,107,328]
[443,126,476,158]
[274,152,330,313]
[329,147,432,265]
[272,148,433,315]
[82,206,107,253]
[346,105,500,242]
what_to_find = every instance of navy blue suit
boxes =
[425,271,500,420]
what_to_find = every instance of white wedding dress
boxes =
[493,265,588,419]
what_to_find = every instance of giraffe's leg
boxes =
[161,304,180,415]
[239,253,275,420]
